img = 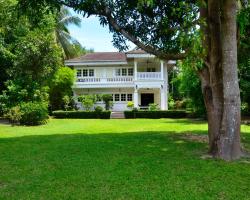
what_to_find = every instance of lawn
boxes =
[0,119,250,200]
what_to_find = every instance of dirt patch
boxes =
[180,133,208,143]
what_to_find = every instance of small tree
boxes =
[127,101,134,110]
[62,95,71,111]
[102,94,113,111]
[79,95,96,111]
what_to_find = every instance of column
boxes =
[160,60,164,80]
[134,89,139,108]
[134,60,138,81]
[160,87,167,110]
[165,65,169,110]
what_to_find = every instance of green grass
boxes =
[0,118,250,200]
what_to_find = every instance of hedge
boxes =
[52,110,111,119]
[124,110,190,119]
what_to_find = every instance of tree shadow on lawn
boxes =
[0,131,250,199]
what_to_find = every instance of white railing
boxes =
[77,76,133,83]
[137,72,161,80]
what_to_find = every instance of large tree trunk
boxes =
[219,0,242,160]
[199,0,242,160]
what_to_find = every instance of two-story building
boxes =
[65,49,175,111]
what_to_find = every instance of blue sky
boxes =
[68,12,135,52]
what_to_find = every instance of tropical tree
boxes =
[55,6,83,59]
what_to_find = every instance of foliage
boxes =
[62,95,71,111]
[238,6,250,113]
[4,106,23,125]
[175,60,206,115]
[124,110,188,119]
[52,110,111,119]
[79,95,96,111]
[101,94,113,111]
[127,101,134,110]
[19,102,49,125]
[49,67,75,111]
[94,106,104,112]
[148,103,159,111]
[55,6,85,59]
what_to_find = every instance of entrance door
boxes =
[141,93,154,106]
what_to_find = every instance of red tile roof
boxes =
[65,52,127,62]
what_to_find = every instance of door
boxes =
[141,93,154,106]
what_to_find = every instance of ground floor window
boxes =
[127,94,133,101]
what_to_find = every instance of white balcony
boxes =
[137,72,161,80]
[76,76,133,83]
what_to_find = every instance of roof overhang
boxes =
[65,61,128,66]
[126,53,155,58]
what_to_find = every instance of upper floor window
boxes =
[128,68,134,76]
[77,69,82,77]
[83,69,88,77]
[89,69,94,77]
[115,68,133,76]
[77,69,95,77]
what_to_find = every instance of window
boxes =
[115,69,121,76]
[77,69,82,77]
[122,68,127,76]
[127,94,133,101]
[114,94,120,102]
[83,69,88,77]
[89,69,94,77]
[121,94,126,101]
[147,68,156,72]
[128,68,133,76]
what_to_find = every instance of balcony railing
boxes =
[137,72,161,80]
[77,76,133,83]
[76,72,162,84]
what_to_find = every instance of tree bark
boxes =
[219,0,242,160]
[199,0,242,160]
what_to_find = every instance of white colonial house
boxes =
[65,49,175,111]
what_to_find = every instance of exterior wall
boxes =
[74,88,134,111]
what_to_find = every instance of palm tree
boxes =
[55,7,83,59]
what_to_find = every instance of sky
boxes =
[68,12,135,52]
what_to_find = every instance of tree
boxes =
[55,6,84,58]
[18,0,249,160]
[49,66,75,111]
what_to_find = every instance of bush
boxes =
[102,94,113,110]
[4,106,23,125]
[52,110,111,119]
[20,102,49,125]
[127,101,134,110]
[94,106,103,112]
[79,95,96,111]
[124,110,188,119]
[149,103,160,111]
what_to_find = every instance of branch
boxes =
[101,7,188,60]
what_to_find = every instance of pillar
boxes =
[134,89,139,108]
[134,60,138,81]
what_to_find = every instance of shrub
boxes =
[95,106,103,112]
[127,101,134,110]
[52,110,111,119]
[62,95,71,111]
[102,94,113,110]
[149,103,160,111]
[79,95,96,111]
[124,110,188,119]
[4,106,23,125]
[20,102,49,125]
[168,95,175,110]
